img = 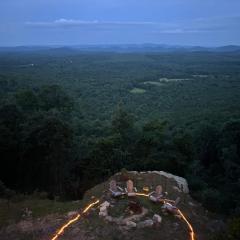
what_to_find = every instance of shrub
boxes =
[201,188,222,212]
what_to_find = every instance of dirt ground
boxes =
[0,171,223,240]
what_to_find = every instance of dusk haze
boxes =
[0,1,240,240]
[0,0,240,46]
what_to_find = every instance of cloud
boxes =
[25,19,159,28]
[186,16,240,32]
[25,19,180,33]
[26,19,99,27]
[156,16,240,34]
[25,16,240,34]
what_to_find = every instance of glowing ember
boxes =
[143,186,149,192]
[50,199,99,240]
[135,192,150,197]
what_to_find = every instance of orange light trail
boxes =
[135,193,196,240]
[83,199,100,213]
[51,214,81,240]
[135,193,150,197]
[50,199,100,240]
[177,209,195,240]
[50,193,196,240]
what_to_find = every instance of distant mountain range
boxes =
[1,44,240,53]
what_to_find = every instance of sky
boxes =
[0,0,240,46]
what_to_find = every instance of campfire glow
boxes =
[50,199,99,240]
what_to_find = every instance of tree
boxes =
[0,104,23,190]
[15,89,39,112]
[38,85,73,112]
[111,103,135,139]
[20,114,74,196]
[219,119,240,181]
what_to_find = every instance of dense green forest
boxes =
[0,50,240,229]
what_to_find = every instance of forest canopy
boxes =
[0,50,240,219]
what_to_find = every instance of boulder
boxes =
[99,211,108,217]
[128,171,189,193]
[100,201,110,208]
[67,211,78,217]
[153,171,189,193]
[105,216,113,222]
[100,206,107,212]
[126,221,137,228]
[153,214,162,223]
[137,219,154,228]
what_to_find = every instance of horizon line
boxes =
[0,43,240,48]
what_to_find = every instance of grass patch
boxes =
[159,77,190,82]
[0,198,80,228]
[143,81,164,87]
[130,88,146,94]
[192,74,209,78]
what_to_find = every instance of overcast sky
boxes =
[0,0,240,46]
